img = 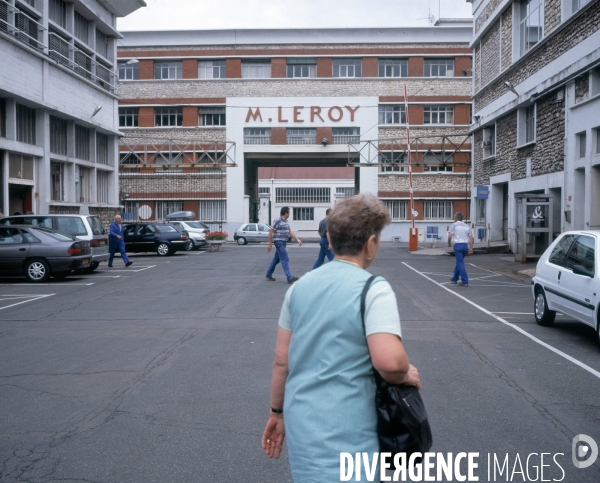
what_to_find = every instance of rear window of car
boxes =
[156,225,178,233]
[31,227,74,242]
[87,216,104,235]
[56,217,87,236]
[186,222,208,229]
[0,216,53,228]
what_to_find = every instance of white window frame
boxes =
[244,128,271,144]
[424,59,454,77]
[154,61,182,80]
[482,124,496,159]
[476,198,487,225]
[96,170,109,204]
[119,107,139,127]
[516,0,544,58]
[155,108,183,127]
[379,105,406,125]
[287,59,317,78]
[50,161,65,202]
[424,105,454,124]
[118,61,139,80]
[424,201,454,220]
[292,207,314,221]
[286,128,317,145]
[423,152,453,172]
[198,60,226,79]
[199,200,227,222]
[379,153,407,172]
[333,59,362,78]
[595,128,600,155]
[384,200,408,220]
[241,62,271,79]
[276,188,330,203]
[379,59,408,78]
[155,201,184,220]
[199,107,225,126]
[576,131,587,158]
[517,104,536,147]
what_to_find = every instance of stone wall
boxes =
[474,0,600,111]
[48,205,80,215]
[480,21,501,87]
[120,173,227,196]
[575,75,590,103]
[120,128,226,143]
[475,0,504,33]
[501,8,513,71]
[379,126,469,139]
[545,0,563,34]
[118,78,472,100]
[378,174,468,192]
[89,207,120,229]
[474,44,481,92]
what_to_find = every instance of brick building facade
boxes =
[468,0,600,255]
[117,24,473,240]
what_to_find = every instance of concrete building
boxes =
[0,0,145,224]
[117,24,473,241]
[468,0,600,257]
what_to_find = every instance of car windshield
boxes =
[56,217,87,236]
[156,225,178,233]
[87,216,104,235]
[186,222,208,229]
[31,227,74,241]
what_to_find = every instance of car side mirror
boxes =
[573,264,594,278]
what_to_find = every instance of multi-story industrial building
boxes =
[0,0,145,223]
[468,0,600,258]
[117,23,473,240]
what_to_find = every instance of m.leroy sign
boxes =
[245,105,360,123]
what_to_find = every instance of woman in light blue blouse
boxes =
[261,194,420,482]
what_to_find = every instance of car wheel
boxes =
[185,240,195,251]
[157,243,170,256]
[25,258,50,283]
[52,271,71,279]
[237,237,247,245]
[83,262,99,273]
[534,289,556,326]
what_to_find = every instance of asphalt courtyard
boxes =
[1,243,599,482]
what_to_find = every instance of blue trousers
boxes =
[312,237,334,270]
[109,241,129,264]
[452,243,468,284]
[266,240,292,279]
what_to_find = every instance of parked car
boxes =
[532,230,599,346]
[0,214,109,272]
[233,223,272,245]
[170,220,210,250]
[123,222,189,256]
[0,225,91,282]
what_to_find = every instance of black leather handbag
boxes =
[361,275,433,460]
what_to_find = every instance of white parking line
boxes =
[402,262,600,380]
[104,265,156,273]
[0,283,94,287]
[0,294,55,311]
[493,312,534,315]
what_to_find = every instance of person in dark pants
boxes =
[266,206,303,284]
[312,208,334,270]
[108,214,133,268]
[448,212,473,286]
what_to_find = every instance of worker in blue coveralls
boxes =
[108,214,133,268]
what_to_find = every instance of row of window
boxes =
[575,128,600,159]
[482,105,536,159]
[118,58,459,81]
[379,153,455,173]
[243,128,360,145]
[118,105,459,128]
[123,201,227,223]
[385,200,455,221]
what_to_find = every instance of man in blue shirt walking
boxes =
[448,212,473,286]
[266,206,302,284]
[108,214,133,268]
[312,208,334,270]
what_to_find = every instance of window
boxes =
[379,105,406,124]
[155,61,182,80]
[74,11,89,44]
[199,200,226,221]
[385,201,407,220]
[14,6,41,49]
[199,60,226,79]
[518,104,536,146]
[241,61,271,79]
[572,0,591,13]
[424,59,454,77]
[96,29,108,58]
[75,165,90,203]
[75,125,90,160]
[333,59,362,78]
[565,235,595,272]
[49,29,70,67]
[576,131,586,158]
[0,228,24,245]
[74,48,93,80]
[287,58,317,78]
[597,129,600,155]
[244,128,271,144]
[483,125,496,159]
[199,107,226,126]
[424,165,453,172]
[293,208,314,221]
[476,198,486,225]
[379,59,408,78]
[520,0,543,56]
[49,0,66,28]
[119,107,139,127]
[424,105,454,124]
[0,98,5,138]
[286,128,316,145]
[97,171,109,204]
[259,187,270,194]
[549,234,577,266]
[379,152,407,172]
[155,201,184,220]
[332,127,360,144]
[423,153,453,171]
[276,188,330,203]
[96,132,109,165]
[50,116,67,155]
[336,187,356,197]
[424,201,453,220]
[9,153,34,180]
[155,108,183,127]
[16,104,36,145]
[118,61,139,80]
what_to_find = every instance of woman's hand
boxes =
[262,413,285,459]
[401,364,421,390]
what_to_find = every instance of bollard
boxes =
[409,227,419,251]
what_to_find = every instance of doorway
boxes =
[8,184,33,215]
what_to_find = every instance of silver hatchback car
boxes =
[233,223,271,245]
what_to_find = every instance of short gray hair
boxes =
[454,212,463,221]
[114,214,122,220]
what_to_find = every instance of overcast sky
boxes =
[117,0,473,31]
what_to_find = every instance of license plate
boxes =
[81,259,90,265]
[99,240,106,245]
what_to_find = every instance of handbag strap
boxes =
[360,275,378,330]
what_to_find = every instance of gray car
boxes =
[0,225,92,282]
[233,223,272,245]
[170,221,209,250]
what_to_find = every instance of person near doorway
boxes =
[108,214,133,268]
[266,206,302,284]
[312,208,334,270]
[448,212,473,286]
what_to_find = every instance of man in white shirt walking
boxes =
[448,212,474,286]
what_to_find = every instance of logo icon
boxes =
[572,434,598,469]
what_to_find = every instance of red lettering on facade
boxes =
[245,108,262,122]
[328,106,343,122]
[293,106,304,122]
[278,106,289,122]
[310,106,324,122]
[345,105,360,121]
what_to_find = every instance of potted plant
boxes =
[206,231,228,251]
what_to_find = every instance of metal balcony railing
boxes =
[286,135,316,145]
[244,135,271,145]
[0,1,45,51]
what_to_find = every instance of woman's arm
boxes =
[262,327,292,459]
[367,333,420,388]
